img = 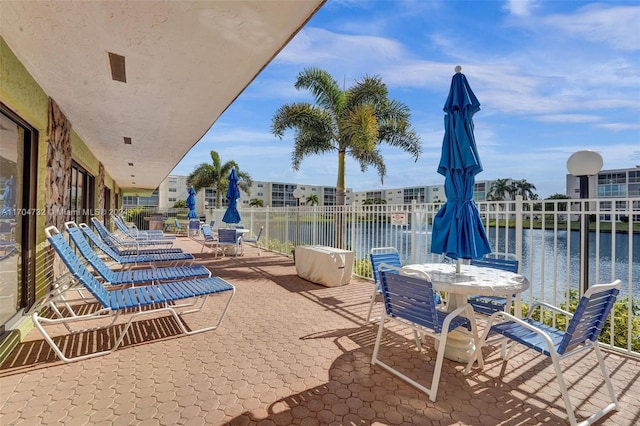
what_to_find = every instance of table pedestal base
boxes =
[442,293,476,363]
[442,329,475,363]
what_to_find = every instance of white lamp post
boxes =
[566,150,603,295]
[293,188,303,246]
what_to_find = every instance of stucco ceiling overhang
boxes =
[0,1,324,191]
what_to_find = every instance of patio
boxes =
[1,238,639,425]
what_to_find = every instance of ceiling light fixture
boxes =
[128,162,134,166]
[123,137,132,145]
[108,52,127,83]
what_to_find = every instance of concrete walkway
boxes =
[1,237,638,425]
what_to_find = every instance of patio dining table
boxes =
[403,263,530,363]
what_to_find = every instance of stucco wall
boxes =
[0,36,120,360]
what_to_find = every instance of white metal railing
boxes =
[123,197,639,357]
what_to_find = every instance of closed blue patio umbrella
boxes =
[222,168,241,225]
[431,67,491,267]
[186,187,198,219]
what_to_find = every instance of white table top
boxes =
[403,263,530,297]
[215,228,250,234]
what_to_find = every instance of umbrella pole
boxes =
[456,259,461,274]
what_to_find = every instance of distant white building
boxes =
[566,165,640,200]
[151,176,352,216]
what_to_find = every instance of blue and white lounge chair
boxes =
[468,280,621,425]
[113,215,175,240]
[33,226,235,363]
[372,264,481,402]
[90,218,182,255]
[65,222,210,285]
[92,218,174,250]
[79,223,194,267]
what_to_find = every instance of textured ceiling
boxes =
[0,1,324,191]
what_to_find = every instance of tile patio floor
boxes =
[1,237,639,425]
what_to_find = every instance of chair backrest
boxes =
[65,222,116,282]
[91,217,121,248]
[188,219,201,231]
[79,223,121,261]
[370,247,401,284]
[45,226,110,306]
[556,280,621,355]
[379,265,442,333]
[201,225,215,241]
[210,220,215,228]
[470,254,519,273]
[235,225,244,229]
[218,228,238,244]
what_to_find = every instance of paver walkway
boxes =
[1,237,638,425]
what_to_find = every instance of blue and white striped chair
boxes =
[372,264,481,402]
[470,279,621,425]
[35,226,235,363]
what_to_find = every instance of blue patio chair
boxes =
[33,226,235,363]
[199,224,218,253]
[188,219,201,238]
[215,228,242,258]
[366,247,442,324]
[372,265,481,402]
[242,226,263,256]
[65,222,210,285]
[468,253,519,315]
[470,279,621,425]
[366,247,402,324]
[79,223,194,267]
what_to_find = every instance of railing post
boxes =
[265,206,270,252]
[411,200,417,264]
[515,195,523,272]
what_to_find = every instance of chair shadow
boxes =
[220,324,575,425]
[0,313,186,374]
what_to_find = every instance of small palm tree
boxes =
[512,179,537,200]
[249,198,264,207]
[488,178,512,201]
[187,150,253,208]
[305,194,319,206]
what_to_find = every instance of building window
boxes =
[168,187,177,193]
[0,106,39,331]
[69,161,95,226]
[168,197,176,202]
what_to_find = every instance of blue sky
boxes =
[171,0,640,199]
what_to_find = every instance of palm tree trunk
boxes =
[335,150,347,248]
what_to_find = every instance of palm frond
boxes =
[294,67,345,115]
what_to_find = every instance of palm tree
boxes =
[305,194,319,206]
[488,178,512,201]
[249,198,264,207]
[187,150,253,208]
[272,67,421,206]
[512,179,537,200]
